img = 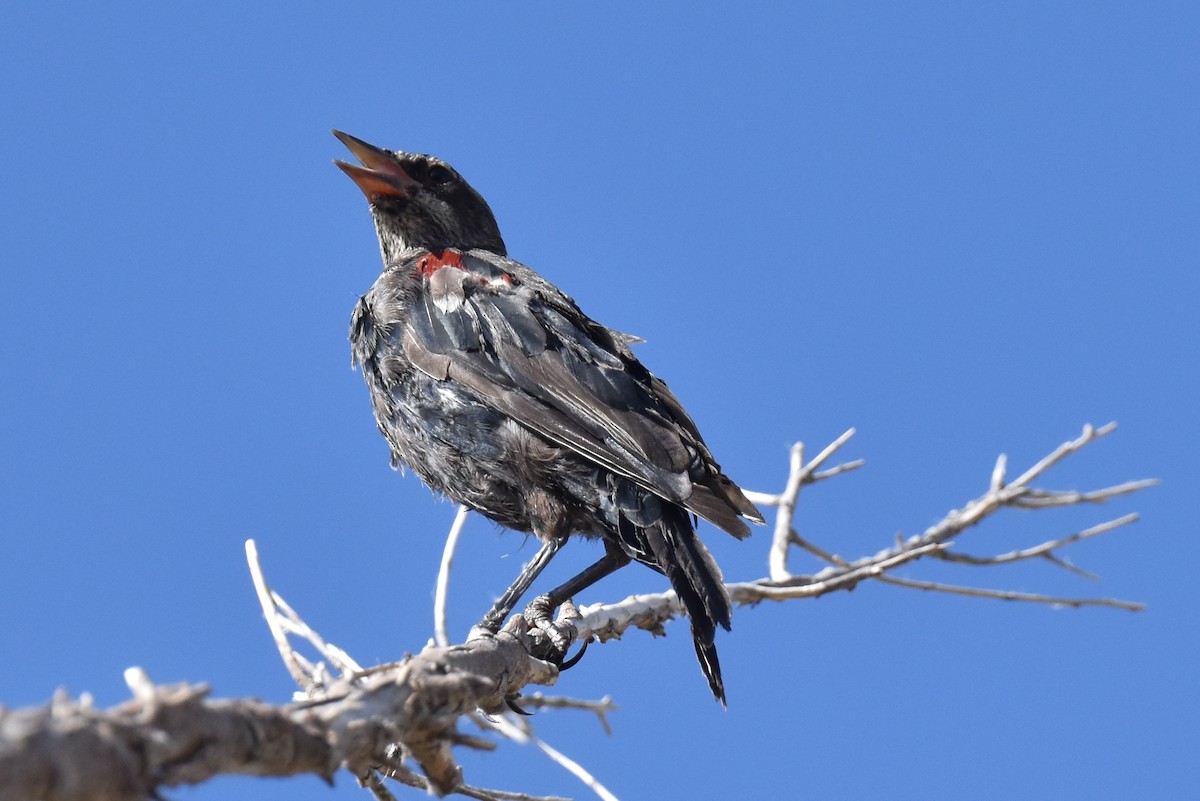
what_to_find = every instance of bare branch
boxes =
[767,441,806,581]
[812,458,866,481]
[873,575,1146,611]
[740,427,863,510]
[1010,479,1160,508]
[436,505,473,647]
[1009,421,1116,488]
[247,539,362,693]
[990,452,1008,493]
[247,539,362,694]
[365,763,426,797]
[485,716,618,801]
[1,673,336,801]
[787,530,848,567]
[760,428,859,581]
[457,781,570,801]
[933,514,1139,568]
[1,424,1152,801]
[909,423,1122,547]
[805,427,861,475]
[0,627,572,801]
[247,538,312,690]
[577,423,1151,645]
[1040,552,1103,582]
[516,693,618,736]
[577,541,946,641]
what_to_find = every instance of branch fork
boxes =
[0,423,1153,801]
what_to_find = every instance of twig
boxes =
[768,441,806,581]
[246,540,322,693]
[788,530,848,567]
[874,574,1146,611]
[3,424,1137,801]
[934,514,1138,569]
[1009,422,1116,488]
[458,784,570,801]
[364,765,420,798]
[515,693,617,736]
[1010,479,1159,508]
[1040,552,1102,582]
[759,428,860,581]
[908,423,1119,547]
[486,715,618,801]
[246,539,361,693]
[436,505,473,647]
[740,430,863,510]
[579,423,1151,644]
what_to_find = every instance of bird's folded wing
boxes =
[400,252,706,508]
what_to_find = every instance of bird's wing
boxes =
[393,249,753,533]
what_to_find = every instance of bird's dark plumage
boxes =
[334,131,763,703]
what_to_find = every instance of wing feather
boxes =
[396,249,756,532]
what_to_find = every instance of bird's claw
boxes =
[505,695,533,716]
[557,636,589,670]
[501,639,588,718]
[521,594,590,670]
[522,594,570,650]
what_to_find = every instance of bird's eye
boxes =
[427,164,454,185]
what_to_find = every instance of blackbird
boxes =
[333,131,763,702]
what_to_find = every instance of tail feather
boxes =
[643,506,733,704]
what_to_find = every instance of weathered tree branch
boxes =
[1,628,564,801]
[0,423,1153,801]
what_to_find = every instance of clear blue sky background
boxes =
[2,4,1195,800]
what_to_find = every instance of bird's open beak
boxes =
[332,130,418,200]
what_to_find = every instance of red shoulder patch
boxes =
[416,249,464,278]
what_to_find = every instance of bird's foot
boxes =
[521,595,588,670]
[522,594,568,650]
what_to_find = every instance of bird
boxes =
[332,130,763,703]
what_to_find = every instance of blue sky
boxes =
[1,3,1196,799]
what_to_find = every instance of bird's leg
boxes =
[523,542,632,655]
[542,542,633,607]
[477,537,562,633]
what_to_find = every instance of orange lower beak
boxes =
[332,130,418,200]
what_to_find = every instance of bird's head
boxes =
[333,130,507,262]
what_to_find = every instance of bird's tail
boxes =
[644,506,733,705]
